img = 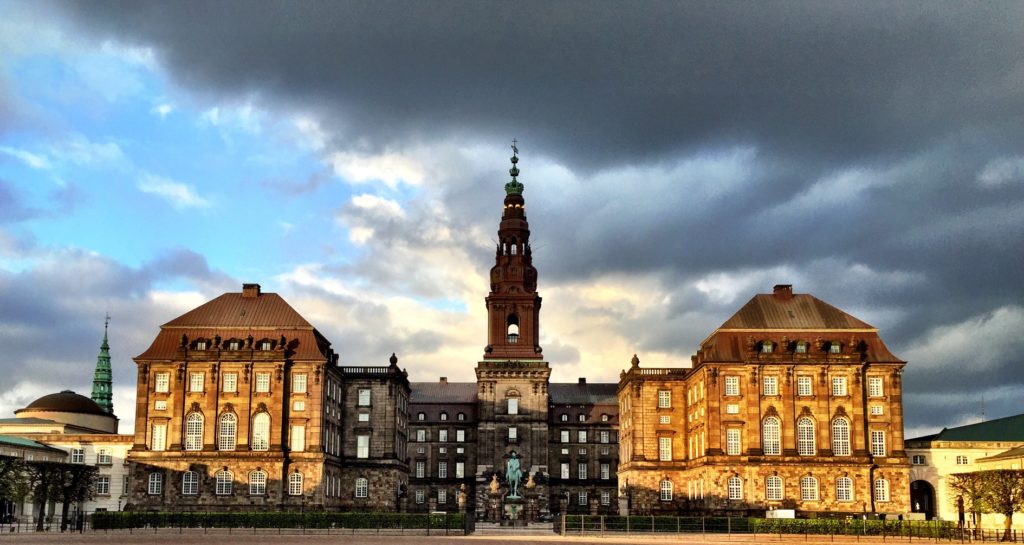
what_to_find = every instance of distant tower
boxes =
[91,314,114,414]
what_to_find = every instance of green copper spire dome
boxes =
[504,140,524,196]
[90,314,114,414]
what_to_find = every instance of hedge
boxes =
[90,511,462,530]
[562,515,959,538]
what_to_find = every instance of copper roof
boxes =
[908,413,1024,443]
[718,293,874,330]
[16,390,110,416]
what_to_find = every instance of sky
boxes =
[0,1,1021,438]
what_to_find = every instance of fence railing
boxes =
[556,515,1023,542]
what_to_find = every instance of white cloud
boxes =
[977,156,1024,188]
[328,150,425,188]
[137,174,211,209]
[293,116,329,151]
[902,306,1024,372]
[55,135,125,166]
[0,146,51,169]
[200,101,265,134]
[151,103,174,119]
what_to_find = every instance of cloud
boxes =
[977,156,1024,187]
[0,146,51,169]
[328,150,425,188]
[137,173,211,209]
[151,102,174,119]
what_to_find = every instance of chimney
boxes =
[773,284,793,300]
[439,377,448,384]
[242,283,261,298]
[578,377,586,385]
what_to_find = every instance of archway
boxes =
[910,480,936,520]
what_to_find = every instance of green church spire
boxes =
[91,314,114,414]
[504,139,524,196]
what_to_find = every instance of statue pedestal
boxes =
[486,493,502,523]
[503,497,526,527]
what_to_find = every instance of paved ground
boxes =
[0,531,956,545]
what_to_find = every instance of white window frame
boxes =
[507,397,519,415]
[251,413,270,451]
[658,437,672,461]
[189,372,204,392]
[151,423,167,451]
[288,473,303,496]
[797,417,815,456]
[560,463,569,479]
[71,448,84,464]
[660,479,673,501]
[96,475,111,495]
[724,376,739,396]
[154,372,169,393]
[836,477,853,502]
[357,434,370,459]
[578,430,587,443]
[763,376,778,396]
[600,463,610,480]
[578,462,587,480]
[185,412,204,451]
[97,449,111,465]
[358,388,371,406]
[832,376,848,397]
[255,372,271,393]
[293,374,307,394]
[438,461,448,478]
[415,461,425,478]
[216,470,232,495]
[727,476,742,500]
[181,471,198,495]
[222,373,237,393]
[249,471,267,496]
[657,390,671,408]
[766,476,783,500]
[870,430,886,457]
[762,417,781,455]
[148,473,162,495]
[291,424,305,452]
[726,428,741,456]
[868,377,883,397]
[219,413,237,451]
[874,478,889,502]
[797,376,812,397]
[800,476,819,501]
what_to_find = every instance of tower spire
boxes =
[505,139,524,196]
[91,313,114,414]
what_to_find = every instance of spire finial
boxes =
[505,139,524,195]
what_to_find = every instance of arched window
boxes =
[506,314,520,343]
[797,417,816,456]
[511,244,517,255]
[249,470,267,495]
[417,412,425,421]
[727,476,743,500]
[355,477,369,498]
[836,477,853,502]
[182,470,199,495]
[251,413,270,451]
[874,478,889,502]
[440,412,448,421]
[457,412,465,421]
[215,470,233,495]
[560,414,568,422]
[288,472,303,496]
[766,476,783,500]
[659,480,673,501]
[832,417,851,456]
[185,412,203,451]
[219,413,237,451]
[761,341,774,354]
[762,417,781,455]
[800,476,818,501]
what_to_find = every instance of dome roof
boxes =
[17,390,110,416]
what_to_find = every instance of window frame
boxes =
[766,476,783,501]
[182,471,198,496]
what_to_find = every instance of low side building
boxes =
[548,379,619,515]
[407,378,478,512]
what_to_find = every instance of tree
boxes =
[56,463,97,532]
[948,472,984,529]
[952,470,1024,542]
[24,460,63,531]
[0,455,30,511]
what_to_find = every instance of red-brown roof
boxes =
[718,293,874,330]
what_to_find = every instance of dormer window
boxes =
[795,341,808,354]
[560,414,568,422]
[195,340,207,350]
[228,340,240,350]
[829,342,842,354]
[761,342,774,354]
[506,314,520,343]
[260,341,272,351]
[417,412,425,421]
[440,412,448,421]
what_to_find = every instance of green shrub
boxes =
[90,511,464,531]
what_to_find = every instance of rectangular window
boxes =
[294,400,306,412]
[96,475,110,495]
[836,478,853,502]
[155,400,167,411]
[578,463,587,480]
[507,398,519,414]
[439,429,448,442]
[71,448,84,464]
[293,374,307,394]
[122,475,129,496]
[182,472,198,495]
[870,405,883,416]
[438,461,448,478]
[795,342,807,354]
[579,448,587,455]
[155,372,169,393]
[659,437,672,461]
[763,376,778,396]
[260,341,272,351]
[355,479,368,498]
[761,342,773,353]
[912,455,926,465]
[151,423,166,451]
[600,463,610,479]
[560,463,570,479]
[255,372,271,393]
[415,489,425,503]
[797,376,812,396]
[456,462,465,478]
[726,428,741,456]
[578,491,588,505]
[659,415,671,424]
[601,491,611,505]
[358,388,371,406]
[456,429,465,442]
[956,455,969,465]
[223,373,237,393]
[560,430,570,443]
[148,473,162,495]
[657,390,671,408]
[832,377,848,397]
[437,489,447,503]
[97,449,111,465]
[508,427,517,440]
[726,404,740,415]
[830,343,841,354]
[725,376,739,396]
[189,372,204,392]
[577,430,587,443]
[415,461,425,478]
[357,435,369,459]
[290,425,305,452]
[871,430,886,457]
[600,431,610,443]
[416,429,426,442]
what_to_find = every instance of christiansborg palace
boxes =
[5,149,933,522]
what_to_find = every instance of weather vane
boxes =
[511,138,518,157]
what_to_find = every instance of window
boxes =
[457,412,466,421]
[836,477,853,502]
[766,476,783,500]
[440,412,448,421]
[560,463,569,479]
[602,414,609,422]
[578,430,587,443]
[228,340,240,350]
[761,341,773,353]
[223,373,237,393]
[797,376,812,396]
[216,470,233,495]
[97,449,111,465]
[416,429,426,442]
[507,398,519,415]
[659,415,671,424]
[956,455,969,465]
[357,435,370,458]
[874,478,889,502]
[832,418,851,456]
[291,425,305,452]
[600,463,610,479]
[578,491,588,505]
[293,374,307,394]
[726,404,739,414]
[219,413,237,451]
[417,412,425,421]
[658,390,671,408]
[660,480,673,501]
[358,388,371,406]
[763,376,778,396]
[832,377,848,397]
[155,400,167,411]
[294,400,306,412]
[560,430,570,443]
[415,489,425,503]
[868,377,883,397]
[800,476,818,501]
[260,340,272,351]
[122,475,129,496]
[151,423,167,451]
[601,491,611,505]
[762,417,781,455]
[96,475,110,495]
[439,447,447,454]
[508,427,518,441]
[249,471,267,495]
[579,448,587,455]
[578,414,586,422]
[155,372,169,393]
[726,428,741,456]
[727,476,742,500]
[185,412,204,451]
[725,376,739,396]
[797,417,815,456]
[182,471,198,495]
[455,462,465,478]
[600,431,610,443]
[438,489,447,503]
[578,462,587,479]
[415,461,425,478]
[252,413,270,451]
[796,341,808,354]
[870,430,886,457]
[830,342,841,354]
[659,437,672,461]
[255,372,270,393]
[190,372,204,392]
[439,429,448,442]
[288,473,303,496]
[71,448,84,463]
[456,429,465,442]
[912,455,926,465]
[438,461,448,478]
[560,413,568,422]
[148,473,162,495]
